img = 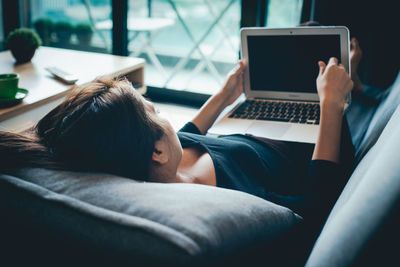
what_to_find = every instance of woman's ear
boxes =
[152,139,169,165]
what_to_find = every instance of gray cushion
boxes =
[305,105,400,267]
[0,168,301,265]
[354,71,400,161]
[345,86,382,154]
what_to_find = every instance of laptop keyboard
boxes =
[229,99,320,125]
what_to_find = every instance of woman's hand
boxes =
[313,57,353,163]
[317,57,354,110]
[190,60,247,134]
[217,59,247,107]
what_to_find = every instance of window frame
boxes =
[1,0,20,38]
[1,0,312,105]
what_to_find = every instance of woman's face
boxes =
[143,98,183,173]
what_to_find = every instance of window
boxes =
[266,0,303,27]
[5,0,305,97]
[128,0,241,95]
[24,0,112,53]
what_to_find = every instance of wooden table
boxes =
[0,47,145,132]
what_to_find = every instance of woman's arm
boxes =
[191,60,247,135]
[312,57,354,163]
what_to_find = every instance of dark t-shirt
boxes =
[178,122,349,221]
[178,122,353,262]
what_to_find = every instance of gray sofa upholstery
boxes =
[306,71,400,266]
[307,106,400,266]
[1,71,399,266]
[0,169,301,266]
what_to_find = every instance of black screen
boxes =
[247,35,341,93]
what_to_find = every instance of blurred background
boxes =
[1,0,398,103]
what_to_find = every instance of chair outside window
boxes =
[128,0,241,95]
[13,0,304,96]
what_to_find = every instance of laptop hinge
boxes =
[252,97,319,103]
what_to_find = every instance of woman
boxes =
[1,56,356,259]
[0,56,354,254]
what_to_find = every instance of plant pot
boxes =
[76,32,93,46]
[55,30,72,44]
[10,48,37,64]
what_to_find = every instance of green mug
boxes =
[0,73,20,99]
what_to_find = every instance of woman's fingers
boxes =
[338,63,346,70]
[228,60,245,77]
[236,61,245,74]
[318,61,327,75]
[235,59,247,74]
[328,57,339,66]
[319,57,348,79]
[316,55,353,106]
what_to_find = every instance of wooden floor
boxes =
[153,101,199,131]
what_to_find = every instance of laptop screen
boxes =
[247,35,341,93]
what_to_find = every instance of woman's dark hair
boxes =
[0,77,165,180]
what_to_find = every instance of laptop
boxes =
[208,26,350,143]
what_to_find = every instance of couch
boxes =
[1,71,399,266]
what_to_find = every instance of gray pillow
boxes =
[355,71,400,161]
[0,168,302,266]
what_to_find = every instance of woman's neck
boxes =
[177,147,216,186]
[175,170,197,184]
[149,147,216,186]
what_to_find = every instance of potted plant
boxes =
[54,20,73,44]
[5,28,42,64]
[75,22,94,46]
[33,17,54,45]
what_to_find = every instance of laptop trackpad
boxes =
[246,122,290,139]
